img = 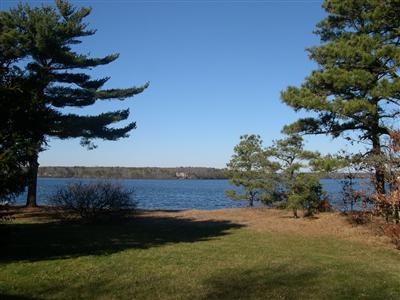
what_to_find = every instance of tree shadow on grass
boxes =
[203,265,400,300]
[203,265,318,300]
[0,294,38,300]
[0,214,243,263]
[0,294,36,300]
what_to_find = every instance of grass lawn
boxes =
[1,207,400,299]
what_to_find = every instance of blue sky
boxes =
[2,0,359,168]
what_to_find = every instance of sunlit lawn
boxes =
[1,209,400,299]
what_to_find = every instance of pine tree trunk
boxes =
[26,151,39,207]
[372,136,385,195]
[249,192,254,207]
[375,168,385,195]
[249,198,254,207]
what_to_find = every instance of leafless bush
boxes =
[372,131,400,224]
[47,181,136,221]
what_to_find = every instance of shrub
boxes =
[47,181,136,221]
[317,199,332,212]
[383,224,400,249]
[287,174,325,217]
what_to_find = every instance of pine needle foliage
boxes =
[225,135,279,207]
[0,1,148,206]
[281,0,400,194]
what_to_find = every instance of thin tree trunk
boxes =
[375,168,385,194]
[249,198,254,207]
[372,136,385,195]
[26,151,39,207]
[248,192,254,207]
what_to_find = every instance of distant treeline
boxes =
[38,166,227,179]
[38,166,371,180]
[321,172,371,180]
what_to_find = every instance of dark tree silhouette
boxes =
[1,0,148,206]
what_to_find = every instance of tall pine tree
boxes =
[0,13,36,201]
[281,0,400,193]
[3,0,148,206]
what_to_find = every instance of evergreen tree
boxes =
[0,75,33,202]
[225,135,279,207]
[2,1,148,206]
[266,134,317,184]
[287,174,325,218]
[266,134,322,217]
[281,0,400,194]
[0,15,34,201]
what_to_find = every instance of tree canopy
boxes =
[0,0,148,206]
[266,134,326,217]
[225,134,279,207]
[266,134,318,183]
[226,134,331,216]
[281,0,400,193]
[0,15,35,201]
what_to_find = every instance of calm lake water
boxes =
[15,178,371,211]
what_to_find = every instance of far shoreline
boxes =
[38,166,372,180]
[37,176,229,180]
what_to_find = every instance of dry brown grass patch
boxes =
[2,206,396,248]
[144,208,393,248]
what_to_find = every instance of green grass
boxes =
[1,212,400,299]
